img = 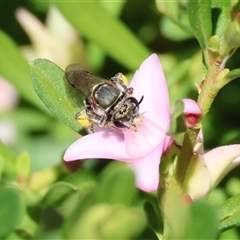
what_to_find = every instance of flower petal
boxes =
[196,129,204,154]
[182,98,202,115]
[224,155,240,176]
[123,116,165,158]
[127,144,163,192]
[130,54,170,131]
[203,144,240,190]
[64,131,135,162]
[163,135,174,153]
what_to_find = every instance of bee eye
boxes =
[113,121,126,128]
[129,96,144,110]
[126,97,139,105]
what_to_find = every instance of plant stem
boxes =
[176,53,226,187]
[176,128,199,186]
[197,56,226,118]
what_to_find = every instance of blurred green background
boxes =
[0,1,240,239]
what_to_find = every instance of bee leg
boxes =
[126,87,133,95]
[75,109,94,133]
[111,73,134,97]
[114,73,128,85]
[110,73,129,91]
[99,113,108,127]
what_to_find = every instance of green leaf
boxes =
[211,0,231,43]
[35,206,63,239]
[100,0,125,16]
[215,3,240,58]
[187,0,212,50]
[62,169,96,188]
[184,200,219,239]
[167,100,186,135]
[0,141,17,175]
[163,194,218,239]
[223,68,240,83]
[0,186,25,239]
[155,1,193,34]
[30,58,82,132]
[42,182,78,207]
[0,141,16,163]
[0,155,3,181]
[65,204,146,239]
[221,21,240,54]
[62,188,97,231]
[16,151,31,181]
[144,200,163,236]
[208,35,220,54]
[55,1,150,71]
[98,162,137,206]
[0,30,45,110]
[219,193,240,232]
[160,17,193,41]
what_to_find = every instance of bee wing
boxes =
[65,64,106,97]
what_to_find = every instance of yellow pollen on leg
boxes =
[76,109,92,128]
[115,73,128,85]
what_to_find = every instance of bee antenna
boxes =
[134,95,144,109]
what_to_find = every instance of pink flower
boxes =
[64,54,201,192]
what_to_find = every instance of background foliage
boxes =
[0,0,240,239]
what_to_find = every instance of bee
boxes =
[65,64,143,133]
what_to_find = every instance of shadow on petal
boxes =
[124,117,165,158]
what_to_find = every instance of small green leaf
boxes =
[160,17,193,41]
[0,30,45,110]
[0,155,3,181]
[221,21,240,53]
[0,186,25,239]
[219,193,240,232]
[231,1,240,21]
[30,58,82,132]
[96,205,146,239]
[98,162,137,206]
[55,2,150,71]
[144,200,163,236]
[208,35,220,53]
[16,151,31,181]
[224,68,240,82]
[219,3,240,55]
[163,194,218,239]
[184,200,219,239]
[62,188,97,231]
[155,1,193,34]
[65,204,146,239]
[211,0,231,42]
[35,206,63,239]
[0,141,17,175]
[42,182,78,207]
[167,100,186,135]
[0,141,16,162]
[100,0,125,16]
[187,0,212,50]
